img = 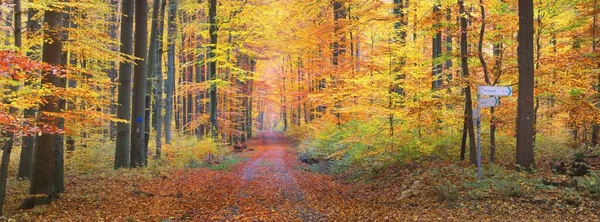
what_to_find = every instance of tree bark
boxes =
[208,0,219,138]
[0,0,22,213]
[155,0,166,159]
[131,0,149,167]
[145,0,161,158]
[109,0,119,140]
[516,0,535,171]
[165,0,177,144]
[432,1,442,89]
[18,7,40,179]
[29,5,63,199]
[459,0,476,165]
[115,0,134,169]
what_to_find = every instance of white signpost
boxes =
[477,86,513,97]
[478,97,499,108]
[475,86,512,181]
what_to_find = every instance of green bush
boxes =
[434,181,459,201]
[578,172,600,198]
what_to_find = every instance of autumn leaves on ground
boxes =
[1,132,598,221]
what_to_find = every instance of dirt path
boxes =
[11,132,595,221]
[214,132,323,221]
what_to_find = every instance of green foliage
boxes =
[428,164,548,201]
[209,156,247,171]
[434,181,459,201]
[162,136,223,168]
[560,188,582,205]
[578,172,600,198]
[294,119,423,175]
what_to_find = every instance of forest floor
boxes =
[4,132,600,221]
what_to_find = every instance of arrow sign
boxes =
[478,96,499,108]
[477,86,513,96]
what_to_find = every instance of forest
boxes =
[0,0,600,220]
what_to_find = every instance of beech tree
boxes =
[131,0,149,167]
[516,0,535,170]
[115,0,134,169]
[29,3,63,202]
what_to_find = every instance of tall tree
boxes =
[155,0,167,159]
[165,0,178,144]
[29,3,63,201]
[0,0,22,214]
[145,0,162,152]
[208,0,219,138]
[115,0,135,169]
[432,0,442,89]
[516,0,535,170]
[18,7,40,179]
[458,0,476,165]
[131,0,149,167]
[109,0,120,140]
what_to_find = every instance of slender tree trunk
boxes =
[208,0,219,138]
[165,0,177,144]
[109,0,119,140]
[0,0,22,213]
[29,5,63,200]
[459,0,477,165]
[445,8,452,84]
[131,0,149,167]
[144,0,161,158]
[516,0,535,170]
[155,0,166,159]
[477,0,497,162]
[432,1,442,89]
[592,0,599,147]
[115,0,134,169]
[18,7,40,179]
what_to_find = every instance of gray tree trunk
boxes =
[131,0,149,167]
[155,0,166,159]
[208,0,219,138]
[115,0,134,169]
[165,0,177,144]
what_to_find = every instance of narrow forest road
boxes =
[10,132,593,221]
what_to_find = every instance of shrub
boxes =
[578,172,600,198]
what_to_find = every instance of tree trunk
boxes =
[18,7,40,179]
[109,0,119,140]
[432,1,442,89]
[445,8,452,84]
[459,0,476,165]
[131,0,149,167]
[0,0,22,213]
[208,0,219,138]
[155,0,166,159]
[592,0,599,147]
[115,0,134,169]
[29,6,63,200]
[165,0,177,144]
[144,0,161,159]
[516,0,535,171]
[477,0,497,162]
